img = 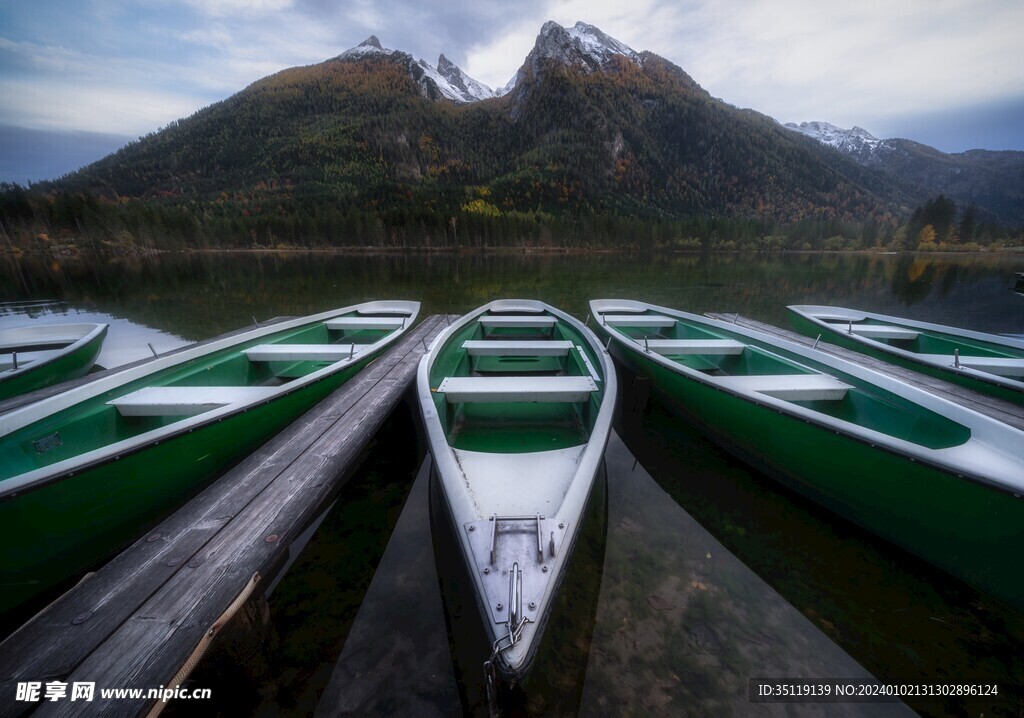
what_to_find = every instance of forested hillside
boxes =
[1,24,1020,253]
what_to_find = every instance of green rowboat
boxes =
[0,301,419,616]
[417,300,616,685]
[590,299,1024,611]
[787,305,1024,405]
[0,323,108,400]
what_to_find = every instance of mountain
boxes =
[784,122,886,161]
[33,20,1020,249]
[336,35,494,103]
[434,54,495,103]
[785,121,1024,224]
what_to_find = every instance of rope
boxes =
[144,571,261,718]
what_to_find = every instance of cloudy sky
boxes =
[2,0,1023,183]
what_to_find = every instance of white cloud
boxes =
[180,0,294,17]
[2,0,1022,148]
[460,0,1024,134]
[463,21,540,89]
[642,0,1024,129]
[0,78,209,136]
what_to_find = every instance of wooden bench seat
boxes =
[437,376,597,403]
[108,386,278,417]
[462,340,573,356]
[326,317,406,331]
[602,314,676,327]
[245,344,362,362]
[825,323,919,340]
[639,339,745,355]
[0,336,80,351]
[917,354,1024,377]
[486,303,545,314]
[712,373,853,401]
[478,316,558,329]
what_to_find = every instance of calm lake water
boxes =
[2,250,1023,717]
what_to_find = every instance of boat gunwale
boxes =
[787,304,1024,394]
[590,299,1024,498]
[0,322,108,384]
[0,300,420,499]
[417,300,617,676]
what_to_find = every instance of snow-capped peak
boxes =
[564,21,638,63]
[784,121,884,153]
[334,21,639,106]
[494,74,517,98]
[413,55,495,103]
[337,35,394,60]
[530,20,638,70]
[336,35,495,104]
[434,54,496,102]
[500,20,638,106]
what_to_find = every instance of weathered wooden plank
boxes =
[0,315,450,718]
[706,313,1024,432]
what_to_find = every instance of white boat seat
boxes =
[245,343,361,362]
[486,303,545,314]
[812,314,865,323]
[438,376,597,403]
[0,336,81,351]
[825,323,919,340]
[478,316,557,328]
[916,354,1024,377]
[326,317,406,331]
[712,374,853,401]
[108,386,278,417]
[462,340,573,356]
[594,305,646,314]
[601,314,676,327]
[638,339,745,355]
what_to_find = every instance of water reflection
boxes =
[2,252,1022,342]
[0,300,186,369]
[618,378,1024,718]
[231,426,926,717]
[317,459,461,717]
[305,430,919,717]
[578,433,913,718]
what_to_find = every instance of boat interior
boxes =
[2,311,409,479]
[601,309,971,451]
[1,349,60,372]
[815,315,1024,377]
[428,307,605,454]
[0,327,92,372]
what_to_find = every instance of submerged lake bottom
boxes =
[160,387,1022,718]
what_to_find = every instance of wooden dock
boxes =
[707,312,1024,432]
[0,314,452,718]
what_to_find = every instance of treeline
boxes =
[1,181,1018,255]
